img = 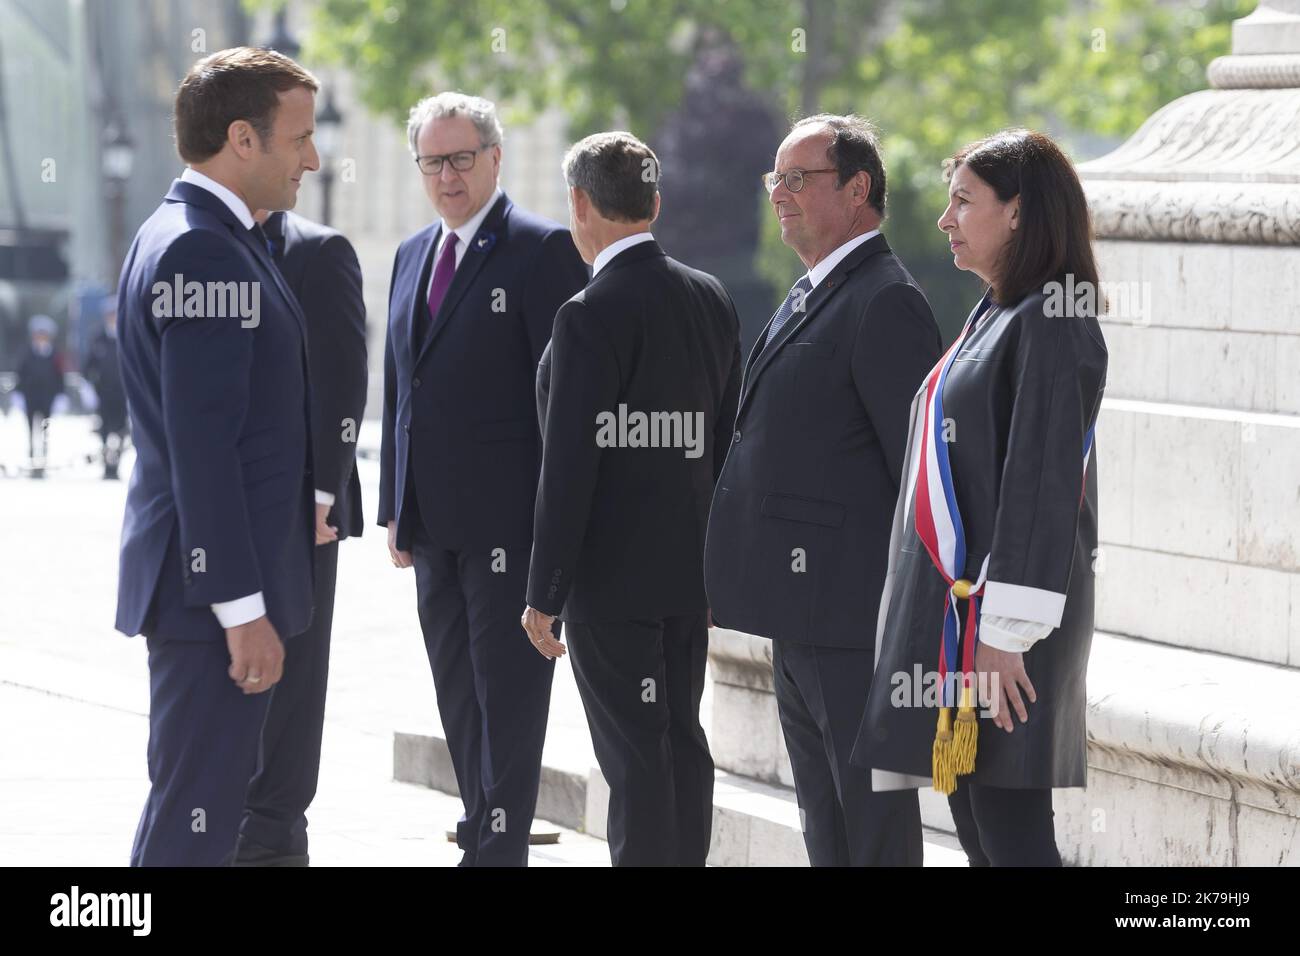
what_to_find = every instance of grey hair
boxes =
[406,92,504,156]
[561,131,660,223]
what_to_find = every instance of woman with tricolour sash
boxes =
[850,129,1108,867]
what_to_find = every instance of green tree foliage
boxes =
[295,0,1246,332]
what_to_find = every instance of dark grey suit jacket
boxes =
[268,210,368,539]
[704,233,941,648]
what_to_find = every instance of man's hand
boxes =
[315,502,339,546]
[521,606,565,659]
[975,643,1037,733]
[387,519,412,568]
[226,615,284,695]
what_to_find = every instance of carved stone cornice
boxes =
[1207,53,1300,87]
[1080,84,1300,243]
[1081,177,1300,243]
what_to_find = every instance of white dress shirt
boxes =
[424,187,503,303]
[592,231,656,277]
[180,166,254,228]
[805,229,881,290]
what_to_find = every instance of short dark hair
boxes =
[944,128,1100,307]
[562,131,660,223]
[793,113,887,216]
[174,47,319,163]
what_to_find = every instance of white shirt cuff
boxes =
[315,489,335,506]
[212,592,266,629]
[981,580,1066,628]
[979,614,1053,652]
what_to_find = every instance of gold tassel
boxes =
[932,707,956,794]
[953,682,978,775]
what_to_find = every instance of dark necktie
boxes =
[764,275,814,348]
[261,213,285,263]
[249,223,274,262]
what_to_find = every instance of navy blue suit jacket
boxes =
[378,191,589,550]
[114,179,316,643]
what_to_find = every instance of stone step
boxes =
[1095,542,1299,666]
[1098,398,1300,573]
[1058,631,1300,865]
[706,627,1300,865]
[1098,320,1300,416]
[393,730,968,866]
[1093,239,1300,337]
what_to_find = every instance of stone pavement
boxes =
[0,412,963,866]
[0,412,607,866]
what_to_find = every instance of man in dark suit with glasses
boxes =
[378,92,588,866]
[705,114,942,867]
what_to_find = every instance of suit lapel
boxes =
[416,192,512,366]
[405,225,441,360]
[738,234,890,418]
[164,181,306,338]
[234,221,307,338]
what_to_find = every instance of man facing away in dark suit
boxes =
[704,114,942,867]
[378,92,588,866]
[522,132,742,867]
[234,209,367,866]
[113,47,321,866]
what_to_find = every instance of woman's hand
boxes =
[975,643,1036,733]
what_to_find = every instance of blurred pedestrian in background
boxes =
[14,314,66,478]
[82,307,130,480]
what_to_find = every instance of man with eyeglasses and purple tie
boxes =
[378,92,588,866]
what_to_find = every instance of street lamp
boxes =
[316,86,344,227]
[264,7,300,60]
[102,120,134,289]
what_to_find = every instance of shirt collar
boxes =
[180,167,255,230]
[444,187,503,250]
[805,228,881,290]
[592,232,656,277]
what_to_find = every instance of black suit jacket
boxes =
[703,233,941,648]
[527,239,741,622]
[267,211,367,539]
[378,192,589,550]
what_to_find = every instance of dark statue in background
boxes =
[653,33,779,355]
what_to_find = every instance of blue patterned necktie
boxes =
[764,275,813,348]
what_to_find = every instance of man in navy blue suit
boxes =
[379,92,588,866]
[114,47,321,866]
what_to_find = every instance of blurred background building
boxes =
[0,0,574,418]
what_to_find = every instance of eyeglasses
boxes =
[762,167,837,194]
[414,144,494,176]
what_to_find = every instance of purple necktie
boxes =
[423,232,460,342]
